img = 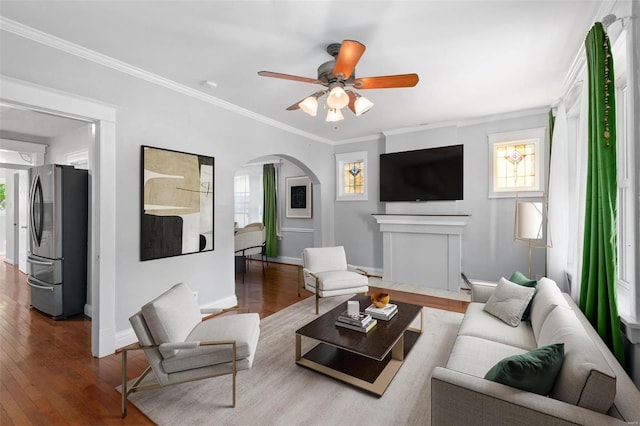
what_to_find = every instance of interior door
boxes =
[18,170,28,273]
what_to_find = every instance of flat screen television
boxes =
[379,144,463,202]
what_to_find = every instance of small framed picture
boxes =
[285,176,312,218]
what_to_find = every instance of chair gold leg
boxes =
[315,292,319,314]
[297,266,301,298]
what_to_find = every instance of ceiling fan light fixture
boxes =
[326,108,344,122]
[354,94,374,116]
[298,95,319,116]
[326,85,349,109]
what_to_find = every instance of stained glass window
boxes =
[335,151,368,201]
[342,161,365,195]
[494,141,536,190]
[488,128,545,197]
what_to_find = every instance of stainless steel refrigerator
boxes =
[27,164,88,319]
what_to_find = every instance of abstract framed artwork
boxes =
[141,145,214,261]
[285,176,312,218]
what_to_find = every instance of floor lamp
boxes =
[514,197,551,278]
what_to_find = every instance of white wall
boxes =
[333,136,385,270]
[0,31,336,338]
[335,112,549,281]
[47,123,91,164]
[456,114,549,279]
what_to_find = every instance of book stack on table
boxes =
[335,311,377,333]
[364,303,398,321]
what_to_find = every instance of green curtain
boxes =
[263,164,278,258]
[579,22,624,365]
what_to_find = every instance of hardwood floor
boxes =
[0,258,468,425]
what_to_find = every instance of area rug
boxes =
[122,295,463,425]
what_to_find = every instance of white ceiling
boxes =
[0,1,613,142]
[0,105,88,140]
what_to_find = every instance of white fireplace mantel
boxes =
[373,214,470,292]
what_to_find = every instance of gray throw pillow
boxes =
[483,277,536,327]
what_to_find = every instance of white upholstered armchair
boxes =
[121,283,260,417]
[234,224,267,283]
[300,246,369,314]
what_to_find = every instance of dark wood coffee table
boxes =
[295,294,423,396]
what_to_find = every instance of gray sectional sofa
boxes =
[431,277,640,425]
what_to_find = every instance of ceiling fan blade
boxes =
[258,71,321,84]
[332,40,366,80]
[286,91,326,111]
[346,90,357,114]
[353,74,419,89]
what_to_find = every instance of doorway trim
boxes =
[1,75,117,357]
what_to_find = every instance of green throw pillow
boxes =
[510,271,537,321]
[484,343,564,395]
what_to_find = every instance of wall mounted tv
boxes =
[379,144,463,202]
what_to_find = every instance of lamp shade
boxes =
[326,86,349,109]
[354,95,374,115]
[298,96,318,116]
[515,201,544,240]
[325,108,344,122]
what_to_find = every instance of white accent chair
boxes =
[121,283,260,417]
[234,224,267,282]
[300,246,370,314]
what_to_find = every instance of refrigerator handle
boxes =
[27,256,54,266]
[28,175,44,246]
[27,276,55,290]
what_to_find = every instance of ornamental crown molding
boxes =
[0,17,332,145]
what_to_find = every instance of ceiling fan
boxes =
[258,40,419,122]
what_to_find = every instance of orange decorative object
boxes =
[371,293,390,308]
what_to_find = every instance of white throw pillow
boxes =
[483,277,536,327]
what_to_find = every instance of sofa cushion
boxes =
[537,305,617,413]
[161,313,260,373]
[509,271,538,321]
[315,270,369,292]
[303,246,348,272]
[484,343,564,395]
[447,335,528,378]
[141,283,202,358]
[483,277,535,327]
[458,303,536,350]
[529,277,569,341]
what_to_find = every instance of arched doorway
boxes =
[233,154,323,266]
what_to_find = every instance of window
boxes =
[613,32,634,297]
[234,165,263,228]
[488,128,546,198]
[335,151,367,201]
